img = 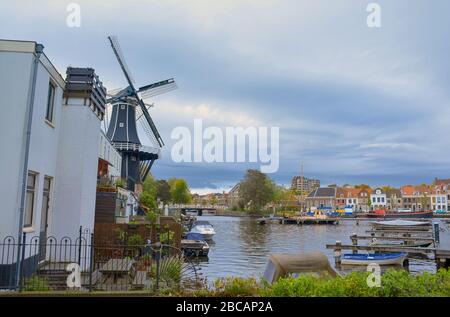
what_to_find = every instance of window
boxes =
[46,81,56,123]
[40,177,52,233]
[25,172,37,228]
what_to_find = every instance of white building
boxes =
[370,188,387,210]
[99,130,122,180]
[431,185,448,212]
[0,40,106,281]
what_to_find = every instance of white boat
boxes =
[341,253,407,266]
[371,219,430,228]
[189,221,216,240]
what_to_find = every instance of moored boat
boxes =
[341,253,407,266]
[371,219,431,228]
[367,210,433,219]
[189,220,216,240]
[181,232,210,257]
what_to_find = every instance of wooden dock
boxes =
[326,223,450,269]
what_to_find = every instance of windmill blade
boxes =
[137,78,177,99]
[107,87,126,97]
[107,35,166,148]
[107,35,136,87]
[135,105,160,148]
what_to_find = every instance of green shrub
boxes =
[213,277,260,297]
[128,234,145,246]
[261,269,450,297]
[201,269,450,297]
[23,276,50,291]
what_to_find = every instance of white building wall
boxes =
[0,42,65,241]
[99,131,122,178]
[27,59,64,240]
[51,99,101,240]
[0,49,33,238]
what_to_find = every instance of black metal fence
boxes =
[0,229,202,293]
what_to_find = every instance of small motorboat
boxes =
[257,215,283,225]
[181,232,210,257]
[341,253,407,266]
[189,220,216,240]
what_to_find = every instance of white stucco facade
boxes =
[0,40,103,246]
[0,40,65,241]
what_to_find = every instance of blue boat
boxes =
[341,253,407,266]
[182,232,209,257]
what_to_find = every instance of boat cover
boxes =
[265,252,338,283]
[186,232,205,241]
[372,220,430,227]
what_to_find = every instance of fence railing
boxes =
[0,229,202,293]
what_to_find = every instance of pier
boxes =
[326,222,450,269]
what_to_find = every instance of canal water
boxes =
[192,216,450,282]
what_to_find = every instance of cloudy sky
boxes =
[2,1,450,193]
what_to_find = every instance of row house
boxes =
[305,187,336,210]
[434,179,450,212]
[385,188,402,211]
[430,184,448,212]
[336,188,371,212]
[370,188,387,210]
[401,185,432,212]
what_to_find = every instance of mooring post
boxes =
[334,240,342,266]
[403,258,410,271]
[351,234,358,254]
[434,223,440,245]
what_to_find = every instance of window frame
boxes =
[45,80,56,124]
[24,172,38,228]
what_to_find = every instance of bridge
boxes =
[167,204,226,216]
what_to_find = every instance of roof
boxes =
[435,178,450,186]
[401,185,432,196]
[307,187,336,198]
[0,39,65,88]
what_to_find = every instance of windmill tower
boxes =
[105,36,177,191]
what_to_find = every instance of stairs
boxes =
[37,262,91,291]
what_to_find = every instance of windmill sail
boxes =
[105,35,176,189]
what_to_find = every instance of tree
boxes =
[140,174,159,210]
[170,178,192,204]
[157,180,172,203]
[209,195,218,206]
[239,169,275,213]
[355,184,371,190]
[272,184,291,205]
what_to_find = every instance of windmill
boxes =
[105,35,177,191]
